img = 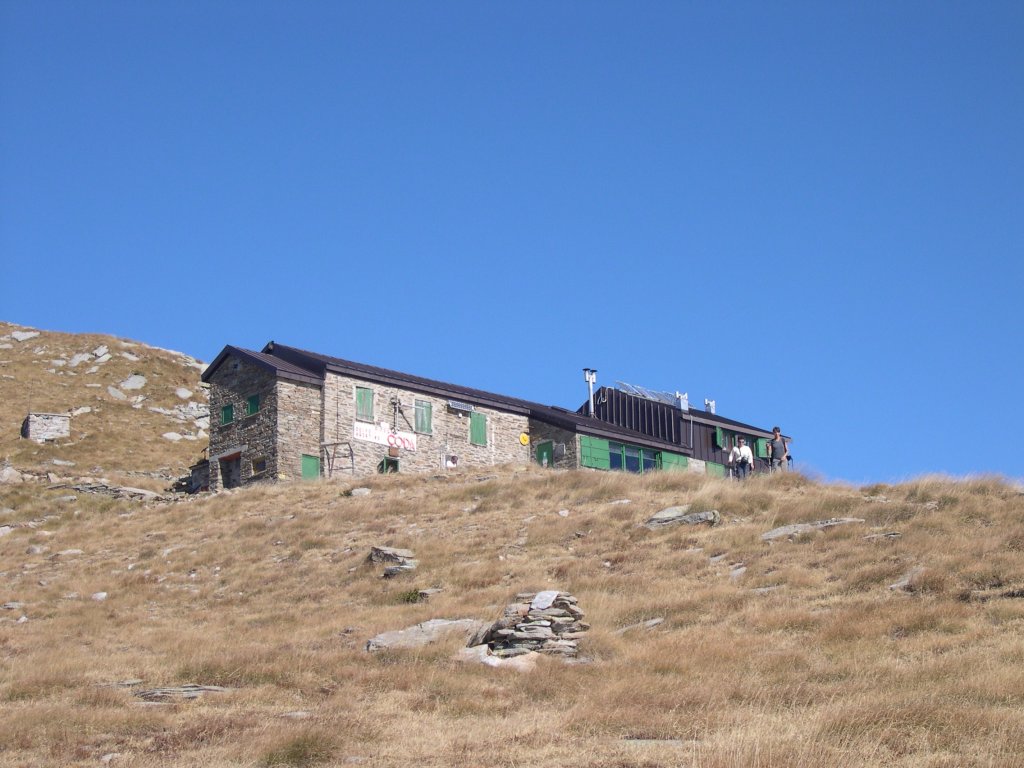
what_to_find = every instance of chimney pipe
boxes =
[583,368,597,416]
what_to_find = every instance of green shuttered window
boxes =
[415,400,432,434]
[355,387,373,421]
[221,404,234,425]
[246,394,260,416]
[660,452,689,471]
[470,412,487,445]
[580,436,611,469]
[756,438,768,459]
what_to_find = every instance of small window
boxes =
[246,394,260,416]
[355,387,374,421]
[608,441,624,470]
[378,457,399,474]
[251,457,267,474]
[221,404,234,425]
[414,400,432,434]
[470,412,487,446]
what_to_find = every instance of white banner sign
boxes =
[353,421,418,452]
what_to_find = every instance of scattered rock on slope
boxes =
[366,546,418,577]
[761,518,865,541]
[644,505,721,529]
[365,618,483,652]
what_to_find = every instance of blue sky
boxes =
[2,2,1022,484]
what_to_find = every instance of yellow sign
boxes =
[519,433,530,446]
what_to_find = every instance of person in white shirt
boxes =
[728,436,755,480]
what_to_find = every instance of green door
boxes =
[301,454,320,480]
[536,441,553,467]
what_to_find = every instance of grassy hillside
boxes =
[0,322,208,489]
[2,462,1023,767]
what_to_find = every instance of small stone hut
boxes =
[21,412,71,443]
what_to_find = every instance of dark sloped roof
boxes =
[202,345,324,386]
[264,342,541,414]
[262,342,693,453]
[576,387,780,440]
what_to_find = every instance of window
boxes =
[378,457,399,473]
[355,387,374,421]
[608,441,624,470]
[414,400,432,434]
[606,441,659,473]
[470,412,487,446]
[221,404,234,425]
[251,457,267,474]
[246,394,260,416]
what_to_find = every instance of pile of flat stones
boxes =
[469,590,589,659]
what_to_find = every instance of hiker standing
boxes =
[768,427,789,472]
[729,437,754,480]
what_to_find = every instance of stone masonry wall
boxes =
[321,372,531,477]
[207,357,281,490]
[21,413,71,443]
[526,420,579,470]
[275,379,323,481]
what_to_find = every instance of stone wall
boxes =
[526,420,579,470]
[21,413,71,443]
[207,357,282,490]
[321,372,531,477]
[275,379,323,481]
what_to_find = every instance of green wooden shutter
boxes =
[661,452,689,471]
[714,427,726,449]
[301,454,320,479]
[579,436,611,469]
[470,412,487,445]
[755,438,768,458]
[356,387,373,420]
[415,401,432,433]
[246,394,260,416]
[221,404,234,425]
[706,461,726,478]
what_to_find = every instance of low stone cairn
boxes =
[469,590,589,659]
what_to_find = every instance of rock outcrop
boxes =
[761,517,865,541]
[644,505,721,529]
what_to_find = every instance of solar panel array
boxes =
[614,380,682,407]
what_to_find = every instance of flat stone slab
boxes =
[135,684,229,701]
[456,644,539,671]
[120,374,147,390]
[614,617,665,635]
[762,517,865,541]
[645,506,720,529]
[366,618,483,652]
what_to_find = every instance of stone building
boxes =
[201,341,785,490]
[21,412,71,443]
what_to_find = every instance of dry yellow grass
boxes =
[3,464,1024,767]
[1,322,208,489]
